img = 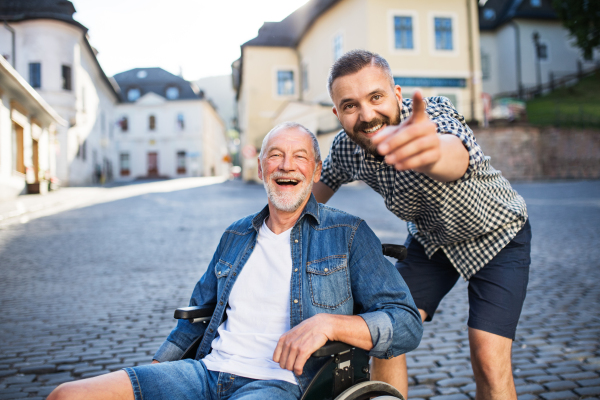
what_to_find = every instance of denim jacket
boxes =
[154,195,423,391]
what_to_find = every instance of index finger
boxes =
[411,90,427,122]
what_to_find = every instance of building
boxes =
[0,0,121,186]
[233,0,483,181]
[112,68,229,181]
[479,0,600,98]
[0,55,66,199]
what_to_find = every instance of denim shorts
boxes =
[123,359,302,400]
[396,219,531,340]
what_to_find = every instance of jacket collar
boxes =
[251,194,321,232]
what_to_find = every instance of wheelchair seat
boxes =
[172,244,407,400]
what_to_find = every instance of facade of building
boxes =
[112,68,229,181]
[0,0,121,186]
[479,0,600,98]
[233,0,483,181]
[0,55,66,199]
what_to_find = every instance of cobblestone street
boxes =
[0,179,599,399]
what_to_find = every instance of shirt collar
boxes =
[251,194,321,232]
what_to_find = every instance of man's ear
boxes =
[332,106,339,120]
[313,161,323,183]
[394,85,403,104]
[257,157,263,181]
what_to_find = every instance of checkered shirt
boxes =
[320,96,528,280]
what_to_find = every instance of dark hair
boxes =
[327,49,395,97]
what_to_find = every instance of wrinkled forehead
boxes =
[265,128,315,156]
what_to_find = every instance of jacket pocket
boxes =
[215,260,232,279]
[306,255,351,309]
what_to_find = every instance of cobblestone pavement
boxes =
[0,179,599,399]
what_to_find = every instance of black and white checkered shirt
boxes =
[320,96,528,280]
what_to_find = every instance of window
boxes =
[62,65,72,90]
[149,115,156,130]
[481,52,491,80]
[120,117,129,132]
[177,151,186,174]
[537,43,548,60]
[77,140,87,161]
[29,62,41,88]
[166,86,179,99]
[333,33,344,61]
[394,16,414,49]
[127,88,141,102]
[120,153,130,176]
[277,71,295,96]
[177,113,185,130]
[434,17,453,50]
[530,0,541,7]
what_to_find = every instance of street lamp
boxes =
[532,31,542,95]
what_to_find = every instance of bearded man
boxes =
[312,50,531,400]
[49,122,423,400]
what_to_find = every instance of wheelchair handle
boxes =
[382,244,407,262]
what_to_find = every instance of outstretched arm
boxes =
[273,313,372,375]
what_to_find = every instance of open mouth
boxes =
[275,178,300,186]
[361,124,385,136]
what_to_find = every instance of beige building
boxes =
[233,0,483,181]
[0,55,66,199]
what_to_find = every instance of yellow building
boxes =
[233,0,483,181]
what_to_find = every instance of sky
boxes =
[70,0,310,81]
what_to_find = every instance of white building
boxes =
[0,55,66,199]
[0,0,120,186]
[112,68,229,181]
[479,0,600,98]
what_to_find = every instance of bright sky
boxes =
[70,0,310,81]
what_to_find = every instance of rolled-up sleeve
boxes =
[349,221,423,358]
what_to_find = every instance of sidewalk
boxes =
[0,177,227,228]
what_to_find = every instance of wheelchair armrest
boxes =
[382,244,407,262]
[174,305,216,320]
[311,341,353,358]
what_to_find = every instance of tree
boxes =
[552,0,600,60]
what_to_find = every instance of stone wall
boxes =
[473,126,600,181]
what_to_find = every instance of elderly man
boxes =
[49,122,423,400]
[313,50,531,400]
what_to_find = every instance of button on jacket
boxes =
[154,195,423,392]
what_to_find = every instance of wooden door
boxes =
[147,152,158,177]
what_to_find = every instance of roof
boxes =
[112,68,202,103]
[0,0,87,31]
[479,0,558,31]
[242,0,341,48]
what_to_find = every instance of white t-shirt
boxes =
[202,219,297,384]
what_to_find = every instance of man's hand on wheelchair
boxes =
[273,314,333,375]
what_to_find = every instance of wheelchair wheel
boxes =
[334,381,404,400]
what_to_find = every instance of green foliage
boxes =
[552,0,600,59]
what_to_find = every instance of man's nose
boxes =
[279,154,295,171]
[358,104,378,123]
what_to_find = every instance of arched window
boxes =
[166,86,180,100]
[149,115,156,131]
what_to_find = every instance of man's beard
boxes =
[263,170,315,213]
[345,102,402,156]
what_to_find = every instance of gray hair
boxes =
[259,122,321,163]
[327,49,395,97]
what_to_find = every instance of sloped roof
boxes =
[0,0,87,31]
[112,68,201,103]
[479,0,558,31]
[243,0,341,48]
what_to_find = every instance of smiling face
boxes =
[331,65,402,156]
[258,127,322,213]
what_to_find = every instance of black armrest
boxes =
[382,244,407,262]
[174,305,216,320]
[311,341,353,358]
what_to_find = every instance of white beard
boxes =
[263,171,315,212]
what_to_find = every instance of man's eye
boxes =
[373,95,382,101]
[344,104,355,110]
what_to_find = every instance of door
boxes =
[147,152,158,177]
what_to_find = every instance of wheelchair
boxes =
[173,244,408,400]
